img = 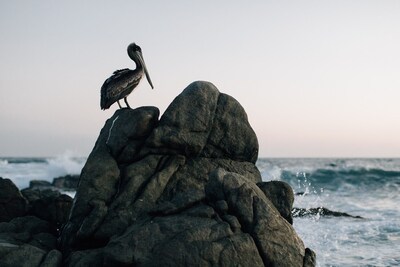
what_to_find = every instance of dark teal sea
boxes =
[1,157,399,266]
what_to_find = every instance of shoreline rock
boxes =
[0,81,316,266]
[0,177,70,267]
[292,207,364,219]
[59,81,315,266]
[26,175,80,193]
[0,177,27,222]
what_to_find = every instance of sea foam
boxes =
[0,151,85,189]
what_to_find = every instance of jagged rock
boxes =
[59,81,314,266]
[257,180,294,224]
[0,178,64,267]
[0,177,27,222]
[0,243,47,267]
[52,175,79,190]
[0,216,56,250]
[29,180,53,189]
[27,175,79,192]
[40,249,63,267]
[292,207,363,219]
[21,188,73,227]
[0,216,60,267]
[206,169,305,266]
[0,244,62,267]
[21,188,60,203]
[141,81,258,162]
[303,248,317,267]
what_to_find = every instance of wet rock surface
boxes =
[292,207,364,219]
[257,180,295,224]
[59,81,315,266]
[0,81,315,266]
[0,205,64,267]
[0,178,27,222]
[27,175,80,192]
[52,175,79,190]
[0,178,71,267]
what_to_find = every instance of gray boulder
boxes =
[59,81,315,266]
[52,175,79,190]
[257,180,295,224]
[0,178,70,267]
[21,187,74,228]
[0,216,61,267]
[0,177,27,222]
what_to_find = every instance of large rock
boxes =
[0,178,72,267]
[59,81,314,266]
[52,175,79,190]
[0,216,61,267]
[21,189,73,227]
[25,175,80,192]
[206,170,305,266]
[0,177,27,222]
[257,181,295,224]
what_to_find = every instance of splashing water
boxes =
[257,158,400,267]
[0,151,85,189]
[1,157,399,265]
[45,151,85,180]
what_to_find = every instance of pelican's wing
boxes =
[100,69,141,109]
[113,68,130,75]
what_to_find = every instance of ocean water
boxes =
[0,156,399,266]
[0,152,85,189]
[258,158,400,267]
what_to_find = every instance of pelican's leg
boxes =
[124,97,131,109]
[117,100,122,109]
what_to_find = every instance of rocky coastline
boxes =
[1,81,317,266]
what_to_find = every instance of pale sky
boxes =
[1,0,399,158]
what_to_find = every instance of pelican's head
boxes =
[127,43,141,59]
[127,43,154,89]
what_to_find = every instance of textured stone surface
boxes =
[52,175,80,190]
[0,243,47,267]
[0,178,73,267]
[258,180,295,224]
[303,248,317,267]
[57,81,314,266]
[206,169,305,266]
[0,177,27,222]
[20,188,73,227]
[141,81,258,162]
[0,216,60,267]
[292,207,364,219]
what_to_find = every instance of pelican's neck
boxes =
[131,55,143,73]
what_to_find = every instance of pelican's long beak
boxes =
[137,52,154,89]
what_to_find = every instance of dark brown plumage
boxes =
[100,43,154,110]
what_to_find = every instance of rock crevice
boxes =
[58,81,314,266]
[0,81,315,267]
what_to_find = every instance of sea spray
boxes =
[0,151,85,189]
[1,158,399,265]
[257,158,400,266]
[45,150,85,180]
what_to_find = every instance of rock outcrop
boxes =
[0,216,62,267]
[0,178,72,267]
[59,81,315,266]
[0,81,315,266]
[292,207,364,219]
[22,189,73,227]
[26,175,80,192]
[0,178,27,222]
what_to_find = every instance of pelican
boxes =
[100,43,154,110]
